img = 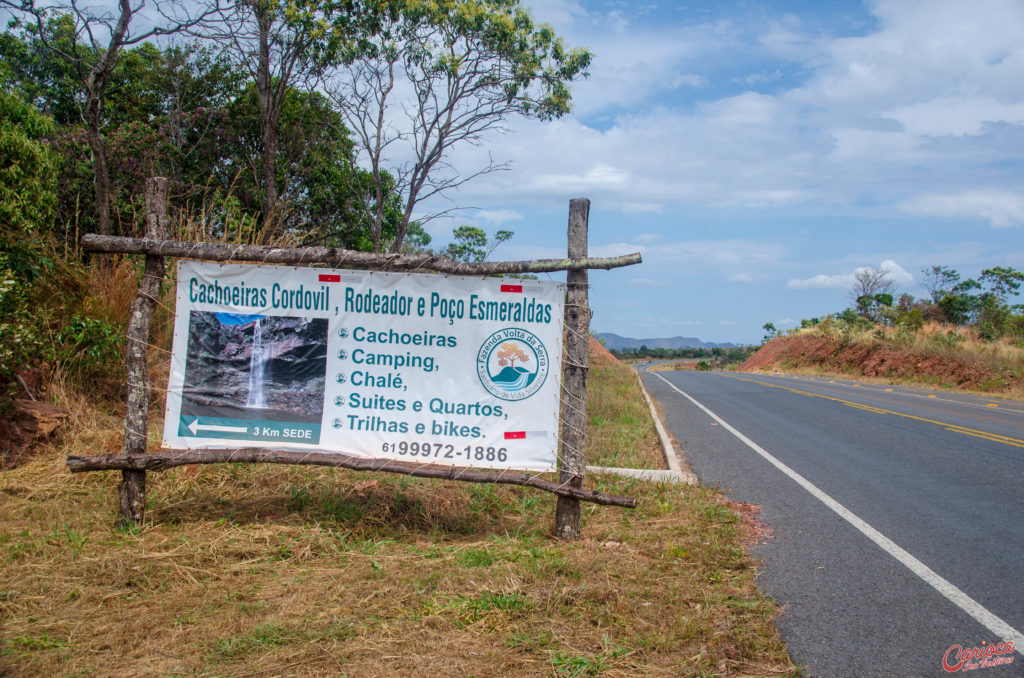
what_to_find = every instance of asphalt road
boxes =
[639,368,1024,678]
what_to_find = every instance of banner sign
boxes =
[163,262,564,471]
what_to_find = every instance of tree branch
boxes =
[66,449,637,508]
[80,234,642,273]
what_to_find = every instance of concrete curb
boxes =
[635,370,696,483]
[586,466,693,483]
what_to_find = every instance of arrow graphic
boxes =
[187,418,249,436]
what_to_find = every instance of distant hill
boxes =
[596,333,740,351]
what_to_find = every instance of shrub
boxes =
[58,315,123,371]
[898,307,924,333]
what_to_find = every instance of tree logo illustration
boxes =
[477,329,550,401]
[497,342,530,371]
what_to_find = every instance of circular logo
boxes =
[477,328,550,401]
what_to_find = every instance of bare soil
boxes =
[740,335,1022,394]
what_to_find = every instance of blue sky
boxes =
[421,0,1024,344]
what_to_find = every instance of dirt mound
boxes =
[740,335,836,372]
[0,399,68,468]
[589,335,619,367]
[739,335,1018,391]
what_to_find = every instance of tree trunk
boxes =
[81,0,132,236]
[118,178,168,527]
[83,101,111,235]
[255,8,279,235]
[555,198,591,541]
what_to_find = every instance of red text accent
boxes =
[943,641,1016,672]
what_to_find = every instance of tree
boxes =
[921,265,960,303]
[974,267,1023,340]
[761,322,778,344]
[327,0,591,253]
[446,225,512,262]
[1,0,223,235]
[850,266,897,305]
[0,88,58,247]
[856,292,894,322]
[0,88,60,383]
[222,84,369,243]
[202,0,359,234]
[938,278,981,326]
[979,266,1023,299]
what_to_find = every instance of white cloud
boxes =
[605,10,630,34]
[884,98,1024,137]
[672,73,707,88]
[423,0,1024,245]
[726,273,756,284]
[788,260,914,290]
[629,278,670,288]
[531,162,630,193]
[900,190,1024,228]
[473,209,523,225]
[526,0,588,29]
[590,242,641,258]
[650,240,787,267]
[742,69,783,85]
[787,273,852,290]
[878,259,915,286]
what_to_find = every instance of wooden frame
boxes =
[67,182,641,539]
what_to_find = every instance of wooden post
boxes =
[118,177,168,527]
[555,198,591,541]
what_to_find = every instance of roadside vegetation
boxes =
[0,0,590,403]
[611,345,757,368]
[751,264,1024,396]
[586,338,664,469]
[0,339,797,676]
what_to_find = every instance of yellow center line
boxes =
[947,429,1024,448]
[724,375,1024,449]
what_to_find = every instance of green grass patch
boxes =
[0,345,795,676]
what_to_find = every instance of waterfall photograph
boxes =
[179,311,328,423]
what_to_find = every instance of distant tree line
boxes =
[766,264,1024,345]
[610,345,757,365]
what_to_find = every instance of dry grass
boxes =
[754,322,1024,398]
[0,347,795,677]
[648,361,700,373]
[585,340,665,470]
[801,321,1024,364]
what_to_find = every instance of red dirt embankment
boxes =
[739,335,1019,392]
[589,335,618,367]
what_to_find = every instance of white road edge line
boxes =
[653,372,1024,655]
[635,368,693,479]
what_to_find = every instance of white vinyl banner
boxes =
[163,261,564,471]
